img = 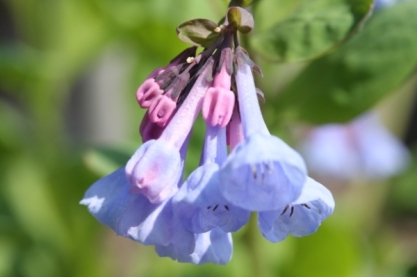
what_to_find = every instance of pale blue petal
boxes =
[81,168,195,253]
[219,133,307,211]
[258,178,334,242]
[293,178,335,209]
[117,196,195,254]
[197,228,233,265]
[80,168,137,229]
[173,164,250,233]
[155,227,233,265]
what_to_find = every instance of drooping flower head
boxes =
[81,5,335,265]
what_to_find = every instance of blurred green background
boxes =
[1,0,417,276]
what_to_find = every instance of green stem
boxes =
[242,213,268,277]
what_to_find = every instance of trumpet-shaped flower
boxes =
[80,168,195,254]
[219,57,307,212]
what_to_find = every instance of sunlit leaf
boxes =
[270,1,417,123]
[252,0,373,61]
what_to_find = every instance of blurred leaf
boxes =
[2,157,71,254]
[20,247,61,277]
[254,0,303,32]
[271,1,417,123]
[58,0,113,79]
[176,19,220,47]
[0,44,45,93]
[281,221,362,277]
[0,239,16,276]
[0,101,29,151]
[388,147,417,214]
[252,0,373,61]
[6,0,60,49]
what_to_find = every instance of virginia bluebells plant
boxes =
[81,6,334,265]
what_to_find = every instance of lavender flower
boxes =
[299,113,410,181]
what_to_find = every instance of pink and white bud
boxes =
[148,95,177,127]
[136,68,164,108]
[202,63,235,127]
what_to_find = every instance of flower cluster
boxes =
[81,8,334,265]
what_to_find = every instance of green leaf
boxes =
[176,19,220,47]
[252,0,373,61]
[227,7,254,34]
[271,1,417,123]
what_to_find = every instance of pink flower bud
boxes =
[136,68,164,108]
[139,111,165,142]
[202,63,234,127]
[202,88,235,127]
[148,95,177,127]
